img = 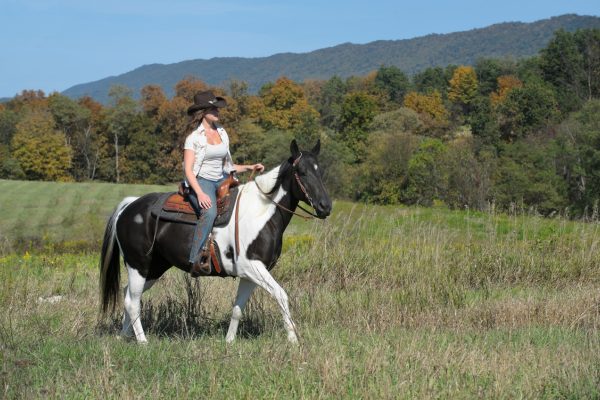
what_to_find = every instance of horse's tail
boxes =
[99,197,137,316]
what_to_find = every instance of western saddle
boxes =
[164,173,240,217]
[161,173,240,275]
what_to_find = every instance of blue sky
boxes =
[1,0,598,98]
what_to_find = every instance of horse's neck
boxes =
[247,165,299,233]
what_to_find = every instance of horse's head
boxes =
[289,139,332,219]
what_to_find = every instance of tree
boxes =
[154,96,188,183]
[448,66,479,115]
[469,95,500,147]
[369,108,423,136]
[119,114,161,183]
[338,91,378,160]
[257,77,319,131]
[103,85,138,183]
[492,140,567,214]
[358,131,419,204]
[474,58,517,96]
[540,29,585,113]
[444,137,493,209]
[140,85,167,118]
[0,108,19,145]
[374,65,410,106]
[78,96,105,180]
[11,110,72,181]
[0,144,25,179]
[174,77,208,103]
[490,75,523,107]
[554,99,600,212]
[403,138,449,206]
[8,90,47,113]
[317,76,346,129]
[496,82,558,140]
[403,90,449,135]
[413,67,448,96]
[47,93,99,180]
[576,29,600,102]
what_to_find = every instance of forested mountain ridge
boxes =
[3,26,600,215]
[62,14,600,103]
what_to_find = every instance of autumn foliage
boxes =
[2,28,600,215]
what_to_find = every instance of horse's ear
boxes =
[311,139,321,156]
[290,139,300,159]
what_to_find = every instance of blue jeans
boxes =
[188,174,226,264]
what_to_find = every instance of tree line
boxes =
[1,29,599,216]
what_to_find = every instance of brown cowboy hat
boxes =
[187,90,227,115]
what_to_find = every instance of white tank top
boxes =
[198,142,227,181]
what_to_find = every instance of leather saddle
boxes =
[154,173,240,226]
[149,174,240,276]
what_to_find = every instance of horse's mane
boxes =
[253,158,293,195]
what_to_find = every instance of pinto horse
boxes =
[99,140,332,343]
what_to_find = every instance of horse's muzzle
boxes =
[315,200,332,219]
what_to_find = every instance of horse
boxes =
[99,140,332,343]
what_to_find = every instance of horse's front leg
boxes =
[225,278,257,343]
[241,261,299,344]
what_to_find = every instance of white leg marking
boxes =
[120,279,157,338]
[241,261,298,344]
[123,265,149,343]
[225,279,257,344]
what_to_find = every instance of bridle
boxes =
[254,152,320,220]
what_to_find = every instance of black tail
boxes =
[99,197,135,316]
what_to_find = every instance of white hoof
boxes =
[287,333,299,344]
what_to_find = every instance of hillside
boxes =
[61,14,600,103]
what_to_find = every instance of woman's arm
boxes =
[232,163,264,174]
[184,149,212,208]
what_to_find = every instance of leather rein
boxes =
[234,153,318,258]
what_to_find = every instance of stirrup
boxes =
[190,250,211,277]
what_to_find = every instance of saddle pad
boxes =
[150,187,239,227]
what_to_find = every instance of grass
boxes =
[0,179,168,252]
[1,179,599,398]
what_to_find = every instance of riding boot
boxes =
[190,247,211,277]
[190,232,212,277]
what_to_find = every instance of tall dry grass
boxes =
[1,200,599,398]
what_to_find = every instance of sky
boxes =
[1,0,598,99]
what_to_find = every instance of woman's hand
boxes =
[197,192,212,209]
[250,163,265,173]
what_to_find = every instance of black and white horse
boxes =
[100,140,332,343]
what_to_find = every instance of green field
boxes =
[1,179,599,398]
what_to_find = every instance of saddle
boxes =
[156,173,240,226]
[149,174,240,276]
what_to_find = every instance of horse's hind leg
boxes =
[121,277,157,339]
[225,278,257,343]
[122,264,149,343]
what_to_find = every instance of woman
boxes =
[184,90,264,276]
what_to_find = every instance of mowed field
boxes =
[1,179,599,398]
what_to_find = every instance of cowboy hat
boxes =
[187,90,227,115]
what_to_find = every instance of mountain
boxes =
[62,14,600,103]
